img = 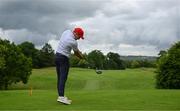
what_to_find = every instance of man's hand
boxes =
[74,50,84,59]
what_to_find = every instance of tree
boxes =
[106,52,126,69]
[131,60,140,68]
[104,57,118,69]
[0,39,32,90]
[18,41,38,68]
[87,50,105,69]
[36,43,55,68]
[138,59,156,68]
[157,50,167,61]
[18,42,36,58]
[156,41,180,89]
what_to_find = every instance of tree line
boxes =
[1,38,179,89]
[1,39,157,69]
[17,41,156,69]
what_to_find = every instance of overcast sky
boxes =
[0,0,180,56]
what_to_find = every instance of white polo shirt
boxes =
[56,30,78,58]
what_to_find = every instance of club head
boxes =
[95,69,102,74]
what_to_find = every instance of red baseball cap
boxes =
[73,27,84,39]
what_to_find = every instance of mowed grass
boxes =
[0,67,180,110]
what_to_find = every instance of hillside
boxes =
[121,55,157,61]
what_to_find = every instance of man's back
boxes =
[56,30,78,58]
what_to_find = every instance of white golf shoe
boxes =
[57,96,72,105]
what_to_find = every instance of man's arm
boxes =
[74,50,84,59]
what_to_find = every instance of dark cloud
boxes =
[0,0,104,34]
[0,0,106,46]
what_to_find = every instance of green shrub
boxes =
[0,39,32,90]
[156,41,180,89]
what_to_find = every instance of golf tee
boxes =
[29,87,32,96]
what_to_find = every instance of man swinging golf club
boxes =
[55,27,84,105]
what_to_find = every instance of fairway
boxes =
[0,67,180,110]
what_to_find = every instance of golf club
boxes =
[84,59,102,74]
